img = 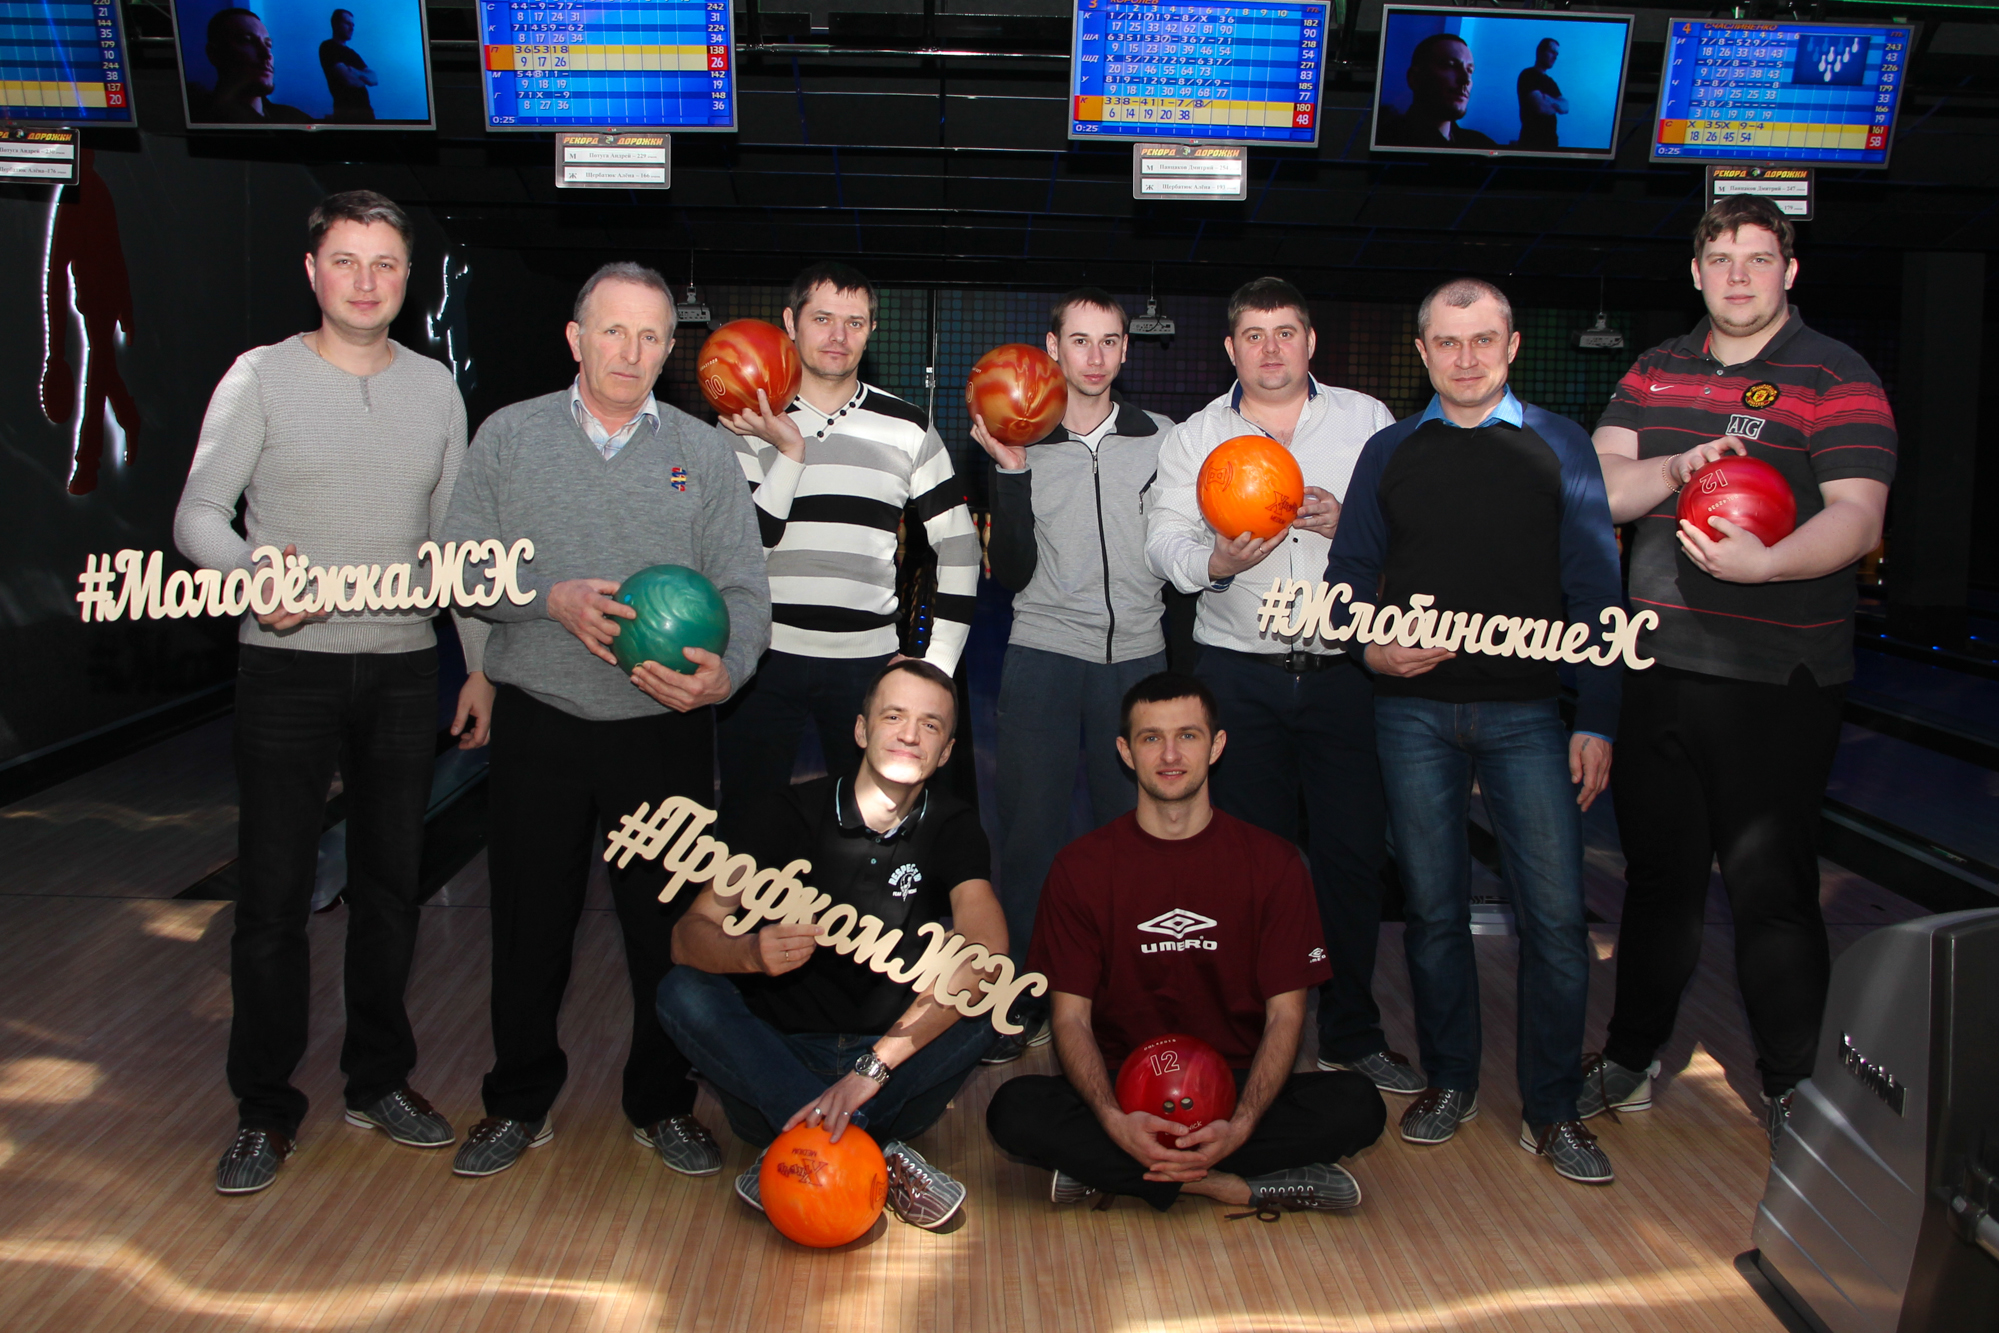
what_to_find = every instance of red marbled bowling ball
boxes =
[1116,1033,1238,1149]
[1676,455,1798,547]
[697,319,802,417]
[965,344,1068,447]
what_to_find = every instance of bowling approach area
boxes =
[0,593,1976,1333]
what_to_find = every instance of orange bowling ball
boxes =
[697,319,802,417]
[965,343,1068,447]
[1197,435,1304,541]
[758,1123,888,1248]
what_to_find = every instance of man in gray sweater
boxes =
[443,261,770,1179]
[175,190,490,1195]
[972,288,1173,1065]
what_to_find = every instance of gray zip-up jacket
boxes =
[987,398,1173,664]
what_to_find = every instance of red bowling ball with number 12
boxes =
[1677,455,1798,547]
[1116,1033,1238,1149]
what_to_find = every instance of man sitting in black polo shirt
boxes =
[655,659,1004,1231]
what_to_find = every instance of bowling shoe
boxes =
[1576,1054,1660,1120]
[1761,1089,1796,1153]
[215,1127,295,1195]
[1518,1120,1614,1185]
[1317,1050,1426,1095]
[979,1015,1052,1066]
[1398,1087,1478,1144]
[1238,1163,1363,1213]
[345,1085,455,1148]
[451,1115,553,1177]
[734,1148,767,1212]
[1050,1170,1098,1206]
[881,1142,967,1231]
[634,1114,722,1176]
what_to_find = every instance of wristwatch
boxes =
[853,1050,893,1086]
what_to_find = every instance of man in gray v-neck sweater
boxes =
[441,262,770,1181]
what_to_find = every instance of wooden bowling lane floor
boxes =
[0,838,1931,1333]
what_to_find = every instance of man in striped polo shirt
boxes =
[718,262,979,807]
[1585,196,1897,1144]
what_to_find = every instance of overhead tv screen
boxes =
[1652,19,1912,168]
[478,0,736,131]
[1371,6,1634,159]
[0,0,138,125]
[168,0,435,129]
[1069,0,1330,146]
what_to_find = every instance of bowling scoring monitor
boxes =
[1068,0,1329,146]
[478,0,735,131]
[1652,18,1914,167]
[0,0,136,125]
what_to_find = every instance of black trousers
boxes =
[1197,649,1390,1062]
[229,645,437,1137]
[481,685,711,1126]
[985,1071,1385,1212]
[1604,664,1845,1095]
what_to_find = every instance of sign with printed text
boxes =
[1707,166,1814,219]
[556,132,670,189]
[1132,143,1249,200]
[0,128,78,184]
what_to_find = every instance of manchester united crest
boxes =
[1742,381,1781,410]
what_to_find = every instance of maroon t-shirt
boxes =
[1028,809,1333,1071]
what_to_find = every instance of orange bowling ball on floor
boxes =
[965,344,1068,447]
[1197,435,1304,541]
[697,319,802,417]
[758,1123,888,1248]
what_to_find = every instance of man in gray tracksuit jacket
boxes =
[969,288,1173,1062]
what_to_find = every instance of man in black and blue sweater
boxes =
[1323,278,1624,1186]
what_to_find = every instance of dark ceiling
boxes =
[106,0,1999,312]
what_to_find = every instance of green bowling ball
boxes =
[611,564,730,676]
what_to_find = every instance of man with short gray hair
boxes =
[1325,275,1622,1185]
[444,260,771,1180]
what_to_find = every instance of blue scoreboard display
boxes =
[1653,18,1912,167]
[1069,0,1328,146]
[479,0,735,131]
[0,0,135,124]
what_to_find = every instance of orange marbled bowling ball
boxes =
[965,343,1068,447]
[697,319,802,417]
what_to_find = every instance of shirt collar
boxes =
[1418,386,1524,429]
[1229,376,1319,415]
[832,776,928,843]
[1686,305,1808,368]
[569,380,659,435]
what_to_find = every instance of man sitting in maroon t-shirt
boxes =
[985,672,1387,1213]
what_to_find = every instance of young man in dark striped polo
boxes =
[1586,196,1896,1144]
[716,262,979,809]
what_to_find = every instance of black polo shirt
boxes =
[721,775,990,1035]
[1596,309,1897,685]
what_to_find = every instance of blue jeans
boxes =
[1197,648,1389,1061]
[655,967,999,1148]
[1375,696,1588,1125]
[994,645,1166,954]
[716,650,892,813]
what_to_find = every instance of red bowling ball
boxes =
[1676,455,1798,547]
[1116,1033,1238,1149]
[697,318,802,417]
[965,343,1068,447]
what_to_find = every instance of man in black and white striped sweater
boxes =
[718,262,979,807]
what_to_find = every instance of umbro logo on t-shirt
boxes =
[1138,908,1218,953]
